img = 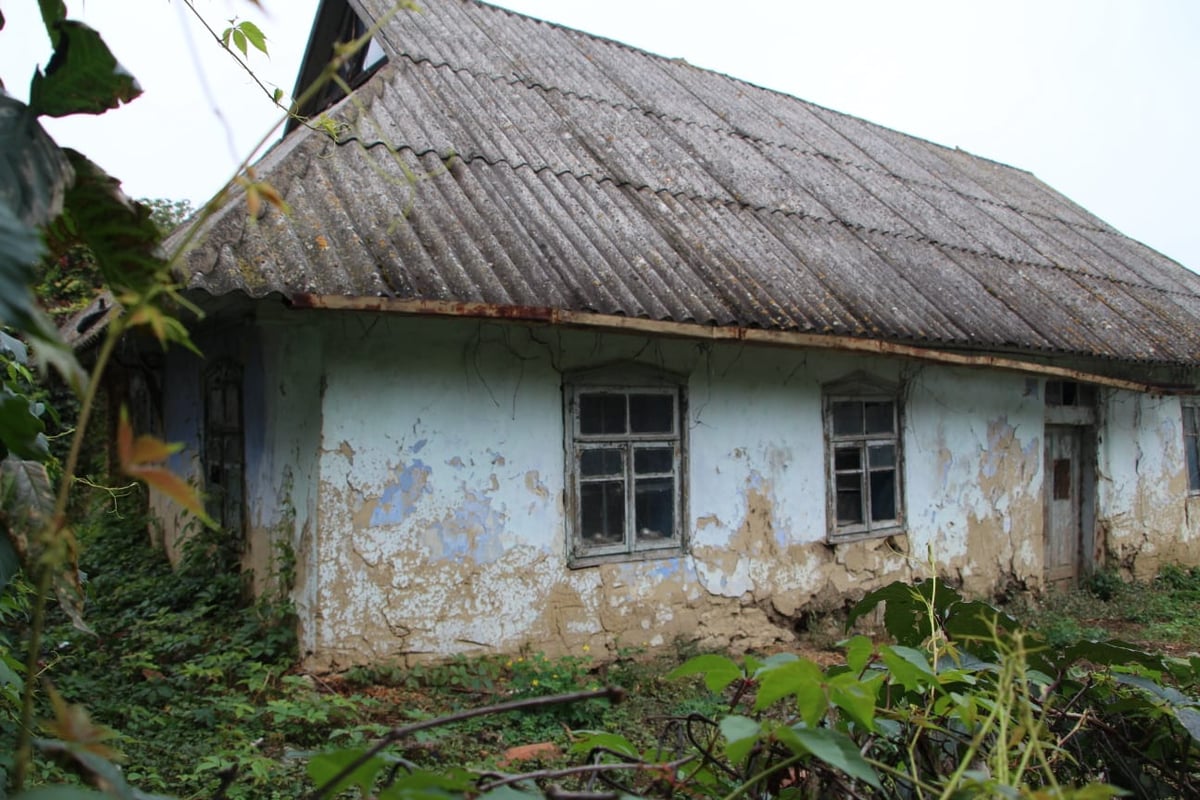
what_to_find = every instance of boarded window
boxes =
[569,385,683,562]
[825,383,903,541]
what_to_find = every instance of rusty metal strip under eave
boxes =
[287,293,1191,395]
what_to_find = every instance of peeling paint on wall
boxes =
[369,460,432,526]
[152,314,1200,669]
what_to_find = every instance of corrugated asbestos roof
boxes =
[173,0,1200,366]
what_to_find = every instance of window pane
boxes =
[581,448,624,477]
[1188,437,1200,492]
[832,401,862,436]
[629,393,674,433]
[634,447,674,474]
[836,494,863,525]
[869,470,896,521]
[834,445,861,472]
[635,478,674,542]
[1185,407,1198,437]
[864,401,894,434]
[580,481,624,545]
[579,393,626,435]
[868,444,895,469]
[1045,380,1063,406]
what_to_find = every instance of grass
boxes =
[1001,565,1200,653]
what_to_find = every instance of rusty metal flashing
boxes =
[287,293,1194,395]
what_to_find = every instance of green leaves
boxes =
[52,151,168,297]
[222,19,269,59]
[307,748,387,798]
[29,20,142,117]
[667,653,743,692]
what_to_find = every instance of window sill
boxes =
[568,546,685,570]
[826,527,906,546]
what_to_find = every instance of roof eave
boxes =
[287,292,1197,394]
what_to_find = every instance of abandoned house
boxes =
[138,0,1200,667]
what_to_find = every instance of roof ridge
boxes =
[390,51,1121,243]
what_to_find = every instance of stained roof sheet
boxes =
[173,0,1200,365]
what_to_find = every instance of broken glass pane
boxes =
[864,401,894,434]
[832,401,862,436]
[581,481,624,545]
[634,447,673,474]
[581,448,624,478]
[634,477,674,542]
[630,393,674,433]
[870,470,896,521]
[580,393,626,435]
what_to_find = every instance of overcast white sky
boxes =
[3,1,1198,272]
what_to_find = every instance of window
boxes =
[203,360,245,537]
[824,376,903,540]
[1045,380,1096,408]
[566,379,684,563]
[1184,400,1200,493]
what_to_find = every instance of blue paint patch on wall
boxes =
[429,492,507,563]
[370,460,432,526]
[649,559,682,579]
[411,439,428,454]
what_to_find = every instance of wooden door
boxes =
[1044,426,1083,586]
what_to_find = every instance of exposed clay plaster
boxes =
[153,314,1200,668]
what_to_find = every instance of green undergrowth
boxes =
[1006,564,1200,649]
[10,502,1200,798]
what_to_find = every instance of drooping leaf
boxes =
[41,684,124,761]
[237,20,268,55]
[0,204,45,334]
[569,731,639,758]
[718,715,760,763]
[307,748,387,798]
[29,20,142,117]
[231,28,248,58]
[116,406,214,527]
[844,634,875,674]
[377,767,475,800]
[829,670,881,731]
[880,645,938,693]
[0,455,55,563]
[0,92,73,226]
[753,657,825,725]
[776,726,881,789]
[667,653,744,693]
[52,151,167,296]
[0,387,49,461]
[847,578,964,647]
[37,0,67,43]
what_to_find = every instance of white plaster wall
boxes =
[1098,391,1199,575]
[304,315,1057,667]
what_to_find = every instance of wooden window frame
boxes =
[1183,399,1200,495]
[564,368,686,567]
[823,374,905,543]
